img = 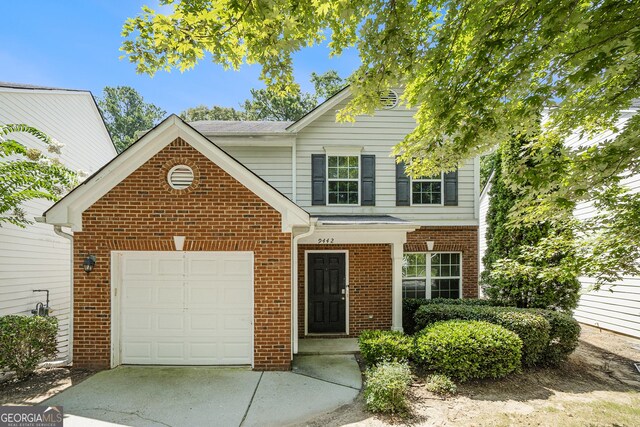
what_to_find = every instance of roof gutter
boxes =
[36,216,74,366]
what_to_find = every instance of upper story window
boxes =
[412,173,443,205]
[327,155,359,205]
[402,252,462,299]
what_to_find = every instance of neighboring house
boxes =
[478,106,640,338]
[477,171,493,298]
[42,88,481,370]
[0,82,117,360]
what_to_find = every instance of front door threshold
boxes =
[297,337,359,355]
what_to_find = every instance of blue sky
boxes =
[1,0,360,114]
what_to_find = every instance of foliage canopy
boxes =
[0,124,77,227]
[122,0,640,286]
[98,86,166,152]
[179,70,345,122]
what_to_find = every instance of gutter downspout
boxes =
[53,225,74,366]
[291,221,315,357]
[37,217,74,366]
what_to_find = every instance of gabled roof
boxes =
[0,81,88,92]
[286,86,351,133]
[190,120,293,135]
[43,115,310,232]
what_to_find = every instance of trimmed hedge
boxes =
[414,320,522,381]
[403,298,497,334]
[531,309,581,365]
[0,315,58,380]
[358,330,413,365]
[414,303,550,367]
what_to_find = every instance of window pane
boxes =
[403,279,427,299]
[328,156,337,167]
[431,278,460,299]
[328,167,338,179]
[412,181,442,204]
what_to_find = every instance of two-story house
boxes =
[41,88,481,370]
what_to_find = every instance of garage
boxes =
[113,251,253,366]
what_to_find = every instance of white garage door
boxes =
[118,252,253,365]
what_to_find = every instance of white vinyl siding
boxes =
[0,88,116,359]
[295,96,477,223]
[220,145,293,199]
[568,110,640,338]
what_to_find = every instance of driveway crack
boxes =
[80,407,174,427]
[239,371,263,427]
[291,371,361,391]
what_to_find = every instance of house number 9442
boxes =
[318,238,335,244]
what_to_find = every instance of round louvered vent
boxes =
[167,165,194,190]
[380,90,399,109]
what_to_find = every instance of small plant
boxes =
[364,360,412,414]
[0,315,58,380]
[414,320,522,381]
[424,374,457,396]
[358,330,413,366]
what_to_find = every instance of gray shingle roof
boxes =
[314,215,410,225]
[0,81,87,92]
[189,120,293,135]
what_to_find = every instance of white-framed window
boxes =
[402,252,462,299]
[327,155,359,205]
[411,173,443,205]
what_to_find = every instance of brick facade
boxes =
[405,226,479,298]
[73,138,292,370]
[297,244,392,338]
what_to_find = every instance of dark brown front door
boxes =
[307,253,346,334]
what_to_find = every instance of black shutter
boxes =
[395,159,410,206]
[311,154,326,205]
[360,155,376,206]
[443,169,458,206]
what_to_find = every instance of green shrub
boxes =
[424,374,457,396]
[403,298,498,334]
[414,304,550,366]
[414,320,522,381]
[0,315,58,380]
[364,360,412,414]
[531,309,581,365]
[358,330,413,366]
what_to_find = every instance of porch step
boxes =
[297,338,359,355]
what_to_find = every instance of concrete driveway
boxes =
[44,355,361,427]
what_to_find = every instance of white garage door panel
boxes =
[119,252,253,365]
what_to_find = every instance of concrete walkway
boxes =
[44,355,361,427]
